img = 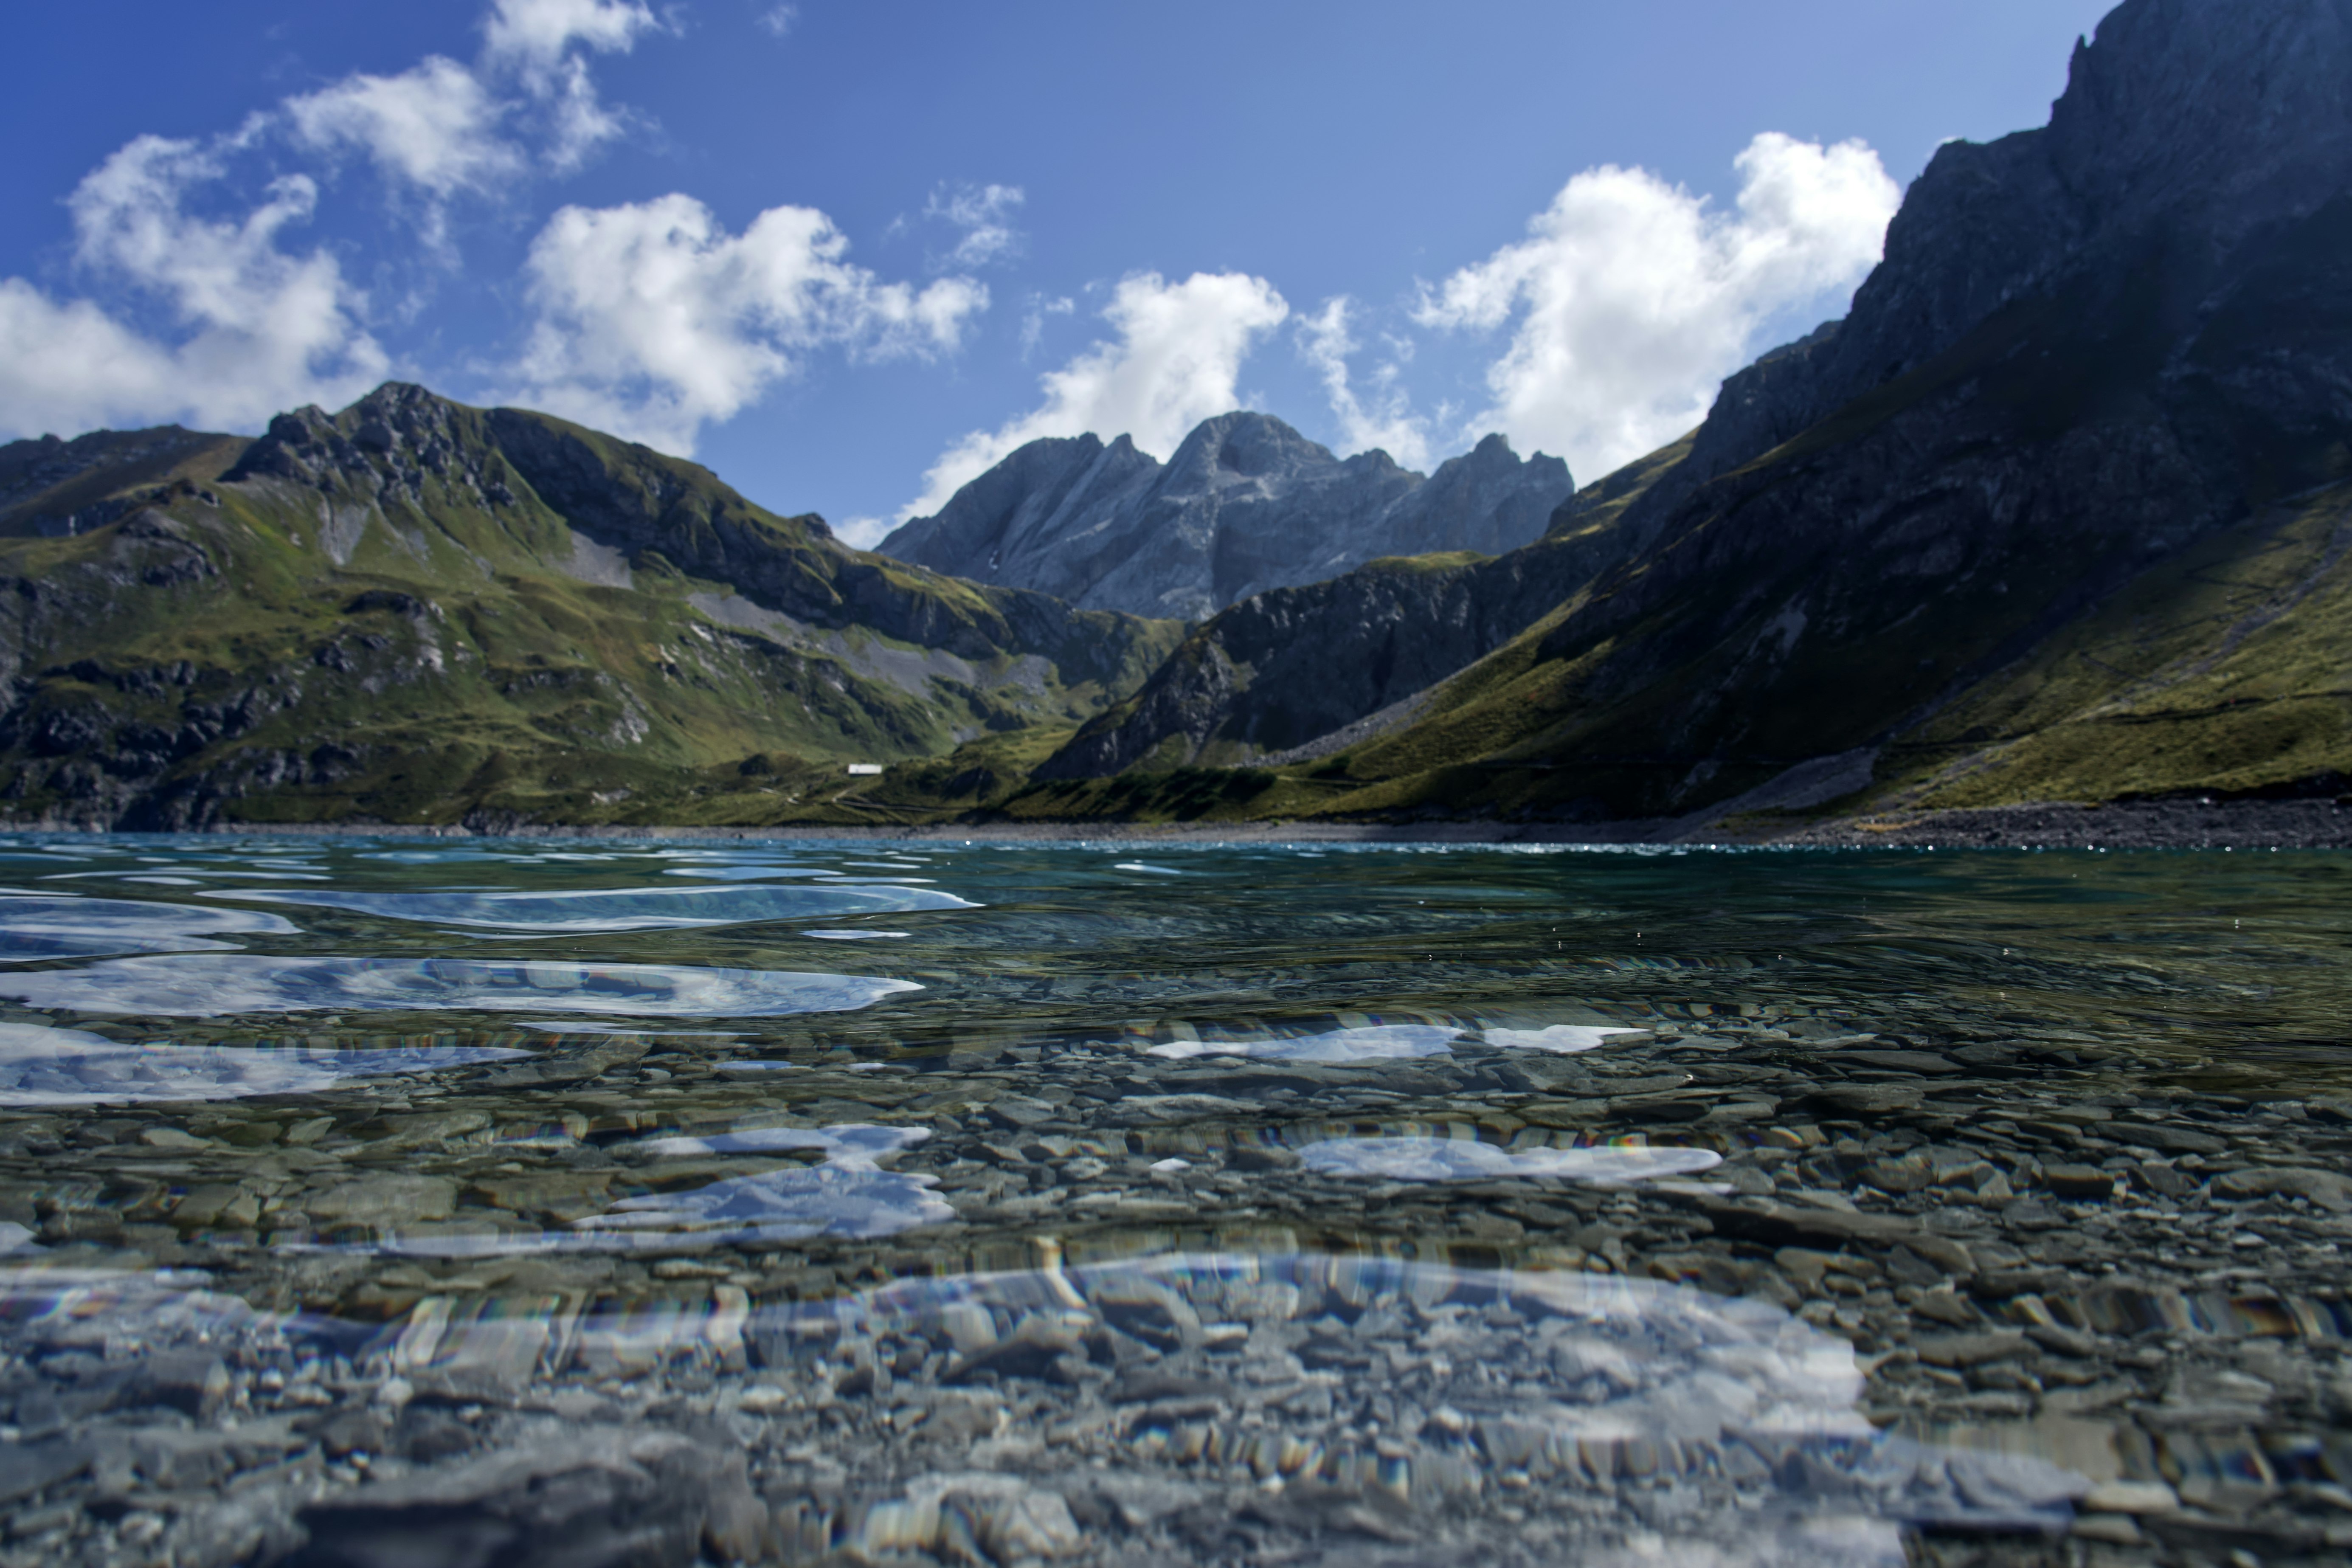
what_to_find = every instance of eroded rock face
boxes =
[1035,521,1641,777]
[1621,0,2352,537]
[879,414,1571,622]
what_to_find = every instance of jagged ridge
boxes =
[1007,0,2352,827]
[879,414,1571,621]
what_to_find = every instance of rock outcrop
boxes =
[878,414,1571,621]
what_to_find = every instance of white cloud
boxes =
[835,514,890,549]
[284,0,665,221]
[0,136,388,437]
[538,54,634,171]
[1019,293,1074,358]
[1415,132,1899,480]
[1297,296,1431,471]
[484,0,661,77]
[904,270,1289,519]
[0,0,685,442]
[286,56,519,198]
[758,4,799,39]
[924,183,1025,270]
[481,0,662,169]
[285,56,526,253]
[508,193,989,454]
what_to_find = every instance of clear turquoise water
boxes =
[1,835,2345,1562]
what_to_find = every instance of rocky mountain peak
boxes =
[1620,0,2352,534]
[1171,411,1332,486]
[878,414,1572,620]
[226,382,520,515]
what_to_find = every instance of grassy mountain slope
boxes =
[0,385,1180,829]
[883,208,2351,829]
[884,0,2352,832]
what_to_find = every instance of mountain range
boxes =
[0,387,1179,829]
[3,0,2344,836]
[876,416,1571,621]
[988,0,2352,830]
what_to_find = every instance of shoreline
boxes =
[2,796,2347,848]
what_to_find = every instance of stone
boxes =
[1915,1332,2034,1368]
[0,1439,88,1504]
[1843,1050,1961,1075]
[304,1176,458,1227]
[2083,1480,2180,1514]
[289,1428,763,1568]
[1808,1086,1925,1116]
[2105,1123,2228,1156]
[2041,1163,2118,1200]
[2211,1166,2352,1212]
[973,1487,1083,1560]
[127,1351,231,1419]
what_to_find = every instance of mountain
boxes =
[0,384,1181,830]
[876,413,1572,621]
[999,0,2352,828]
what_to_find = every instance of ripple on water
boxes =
[203,881,976,932]
[632,1123,929,1160]
[1482,1023,1646,1054]
[1145,1023,1460,1064]
[0,1252,2092,1562]
[369,1123,948,1256]
[0,1021,528,1105]
[751,1253,2085,1564]
[1298,1135,1723,1184]
[0,894,298,961]
[0,956,922,1017]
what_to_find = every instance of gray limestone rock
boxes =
[878,414,1570,622]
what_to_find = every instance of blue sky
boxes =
[0,0,2116,543]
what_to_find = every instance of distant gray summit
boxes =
[877,412,1571,621]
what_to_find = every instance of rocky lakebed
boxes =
[0,835,2343,1568]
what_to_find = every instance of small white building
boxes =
[845,763,884,776]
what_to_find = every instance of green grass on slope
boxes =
[0,406,1175,827]
[1885,483,2352,807]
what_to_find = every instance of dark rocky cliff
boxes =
[1615,0,2352,537]
[1028,0,2352,822]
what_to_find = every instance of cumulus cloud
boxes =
[758,5,799,39]
[480,0,663,169]
[287,57,518,198]
[0,0,689,442]
[286,56,526,251]
[508,193,989,455]
[924,183,1025,270]
[269,0,663,228]
[1297,296,1431,471]
[0,136,388,437]
[903,270,1289,520]
[1415,132,1899,480]
[483,0,661,77]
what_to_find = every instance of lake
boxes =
[0,834,2345,1566]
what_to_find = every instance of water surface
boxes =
[0,835,2346,1565]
